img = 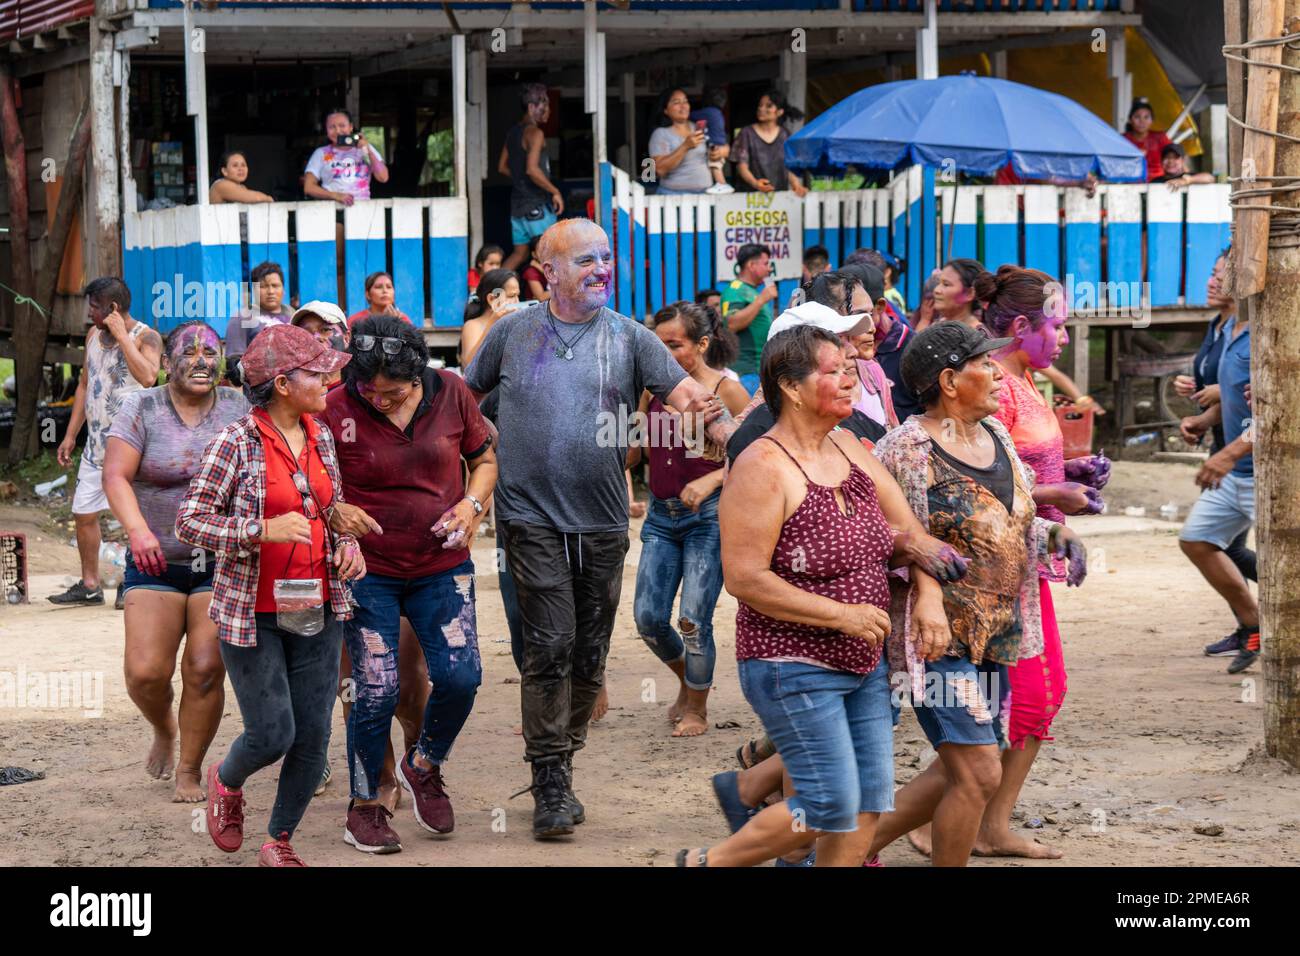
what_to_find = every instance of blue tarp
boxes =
[787,74,1147,183]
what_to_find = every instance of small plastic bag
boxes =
[273,578,325,636]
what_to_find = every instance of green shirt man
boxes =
[719,244,778,387]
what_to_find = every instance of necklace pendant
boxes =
[564,347,574,360]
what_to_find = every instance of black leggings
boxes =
[218,613,342,840]
[1223,528,1257,583]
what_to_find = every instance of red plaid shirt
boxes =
[176,411,357,647]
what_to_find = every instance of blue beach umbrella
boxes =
[786,74,1146,182]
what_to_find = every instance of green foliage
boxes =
[0,449,70,490]
[422,129,455,189]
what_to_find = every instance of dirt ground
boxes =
[0,460,1295,867]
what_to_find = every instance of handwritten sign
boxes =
[714,191,803,282]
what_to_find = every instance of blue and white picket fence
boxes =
[122,197,469,336]
[600,162,1232,324]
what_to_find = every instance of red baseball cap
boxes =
[240,322,351,387]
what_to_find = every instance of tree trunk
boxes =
[1256,0,1300,769]
[5,97,92,464]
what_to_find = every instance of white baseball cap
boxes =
[291,300,348,326]
[767,301,872,341]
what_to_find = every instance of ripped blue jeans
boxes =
[345,561,482,800]
[633,492,723,690]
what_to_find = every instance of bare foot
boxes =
[666,683,688,723]
[591,684,609,722]
[973,831,1064,859]
[171,770,204,803]
[145,726,176,780]
[379,779,401,814]
[671,710,708,737]
[906,823,933,858]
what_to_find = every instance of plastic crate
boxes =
[1,532,29,605]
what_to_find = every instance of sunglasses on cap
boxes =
[353,334,405,355]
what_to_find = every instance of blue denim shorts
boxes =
[909,653,1008,749]
[510,207,558,246]
[1179,471,1255,550]
[123,549,215,596]
[738,659,894,832]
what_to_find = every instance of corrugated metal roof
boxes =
[0,0,21,43]
[0,0,94,41]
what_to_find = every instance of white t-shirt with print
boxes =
[304,143,383,200]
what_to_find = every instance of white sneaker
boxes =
[705,183,735,195]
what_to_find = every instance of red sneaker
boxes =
[343,801,402,854]
[397,746,454,834]
[206,763,244,853]
[258,833,307,867]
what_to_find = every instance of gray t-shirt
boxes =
[649,126,712,193]
[465,301,688,533]
[108,385,250,562]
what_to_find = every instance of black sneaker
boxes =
[1204,628,1243,656]
[562,753,585,825]
[511,756,575,839]
[1227,630,1261,674]
[114,586,125,611]
[47,581,104,606]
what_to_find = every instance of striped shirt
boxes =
[175,411,357,647]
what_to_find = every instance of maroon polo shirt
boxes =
[321,367,491,579]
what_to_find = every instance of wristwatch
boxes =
[245,518,263,544]
[464,494,484,516]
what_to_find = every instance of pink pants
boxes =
[1005,578,1067,749]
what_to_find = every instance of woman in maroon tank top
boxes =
[677,325,956,868]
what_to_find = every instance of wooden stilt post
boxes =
[1254,0,1300,769]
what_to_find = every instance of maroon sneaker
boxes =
[397,746,454,834]
[343,801,402,854]
[206,763,244,853]
[259,833,307,867]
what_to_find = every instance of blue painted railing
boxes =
[601,162,1230,323]
[122,198,469,336]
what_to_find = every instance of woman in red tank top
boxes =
[676,325,959,868]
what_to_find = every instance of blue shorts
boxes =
[123,550,215,596]
[739,659,894,832]
[909,654,1008,749]
[511,207,557,246]
[1179,471,1255,550]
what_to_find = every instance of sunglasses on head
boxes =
[353,334,405,355]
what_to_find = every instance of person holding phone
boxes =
[460,269,522,369]
[50,277,163,610]
[304,108,388,206]
[650,88,717,195]
[176,323,364,867]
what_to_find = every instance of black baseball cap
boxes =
[834,263,886,304]
[900,321,1014,396]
